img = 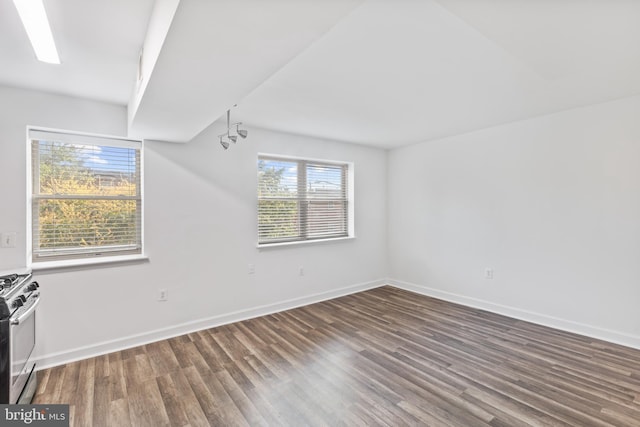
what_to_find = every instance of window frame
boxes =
[28,127,144,265]
[257,153,354,247]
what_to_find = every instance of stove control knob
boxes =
[19,295,27,303]
[12,299,23,309]
[27,282,39,292]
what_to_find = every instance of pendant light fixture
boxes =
[218,107,248,150]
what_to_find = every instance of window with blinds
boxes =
[30,129,142,262]
[258,155,351,245]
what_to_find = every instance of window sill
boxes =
[257,236,355,250]
[31,254,149,273]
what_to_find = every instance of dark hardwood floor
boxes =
[34,286,640,426]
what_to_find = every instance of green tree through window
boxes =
[258,155,350,245]
[31,131,142,261]
[257,159,300,241]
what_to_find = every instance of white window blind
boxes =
[258,155,350,245]
[30,129,142,262]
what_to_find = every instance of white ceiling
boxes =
[0,0,154,104]
[2,0,639,149]
[236,0,640,148]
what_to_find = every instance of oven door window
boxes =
[11,312,35,386]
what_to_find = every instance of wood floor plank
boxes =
[215,369,267,426]
[108,399,132,427]
[123,353,155,390]
[181,366,228,426]
[127,378,171,427]
[94,354,110,378]
[107,353,127,401]
[156,373,191,427]
[167,370,211,427]
[33,286,640,426]
[146,340,181,377]
[233,374,287,426]
[72,358,96,427]
[167,337,194,370]
[197,368,250,427]
[58,361,81,405]
[91,375,110,427]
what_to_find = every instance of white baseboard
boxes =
[387,278,640,351]
[34,279,387,370]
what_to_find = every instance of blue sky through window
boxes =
[261,159,343,192]
[40,141,137,174]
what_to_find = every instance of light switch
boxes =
[1,232,16,248]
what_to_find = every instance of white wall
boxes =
[0,86,387,368]
[0,86,127,271]
[4,82,638,366]
[388,95,640,348]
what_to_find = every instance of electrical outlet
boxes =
[1,232,16,248]
[484,268,494,280]
[248,264,255,275]
[299,266,304,276]
[158,289,168,301]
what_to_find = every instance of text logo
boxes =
[0,405,69,426]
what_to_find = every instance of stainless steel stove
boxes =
[0,271,40,404]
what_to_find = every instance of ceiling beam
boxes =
[127,0,365,143]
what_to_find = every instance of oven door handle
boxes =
[10,293,40,326]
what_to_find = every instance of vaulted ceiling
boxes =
[2,0,639,148]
